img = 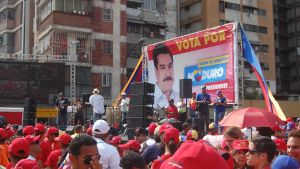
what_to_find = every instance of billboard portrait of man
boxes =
[152,43,179,108]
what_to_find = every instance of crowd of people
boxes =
[0,111,298,169]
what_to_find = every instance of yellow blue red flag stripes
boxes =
[112,55,143,106]
[240,25,286,121]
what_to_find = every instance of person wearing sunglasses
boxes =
[232,140,251,169]
[246,136,277,169]
[69,134,102,169]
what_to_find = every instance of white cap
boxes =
[93,88,99,94]
[121,92,126,96]
[92,120,110,134]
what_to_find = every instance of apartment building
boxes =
[274,0,300,95]
[0,0,34,54]
[180,0,276,98]
[126,0,178,79]
[32,0,127,105]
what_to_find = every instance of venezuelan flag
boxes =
[112,55,143,106]
[240,25,286,121]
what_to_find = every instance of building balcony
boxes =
[242,0,257,8]
[39,11,91,33]
[142,10,165,25]
[127,7,142,21]
[0,0,18,10]
[0,19,15,31]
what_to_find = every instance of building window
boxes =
[102,73,111,87]
[143,0,156,11]
[258,9,267,16]
[127,23,141,33]
[219,1,225,12]
[103,40,113,55]
[40,0,53,20]
[103,8,112,22]
[0,36,3,45]
[225,2,240,11]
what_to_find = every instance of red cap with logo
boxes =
[0,128,7,139]
[159,123,173,135]
[23,125,35,136]
[34,123,45,133]
[161,140,229,169]
[163,127,180,144]
[47,127,59,136]
[119,140,141,152]
[5,127,15,139]
[147,123,157,135]
[14,159,39,169]
[272,125,284,131]
[54,133,72,145]
[9,138,30,157]
[274,138,287,151]
[25,135,40,145]
[109,136,122,145]
[232,140,249,151]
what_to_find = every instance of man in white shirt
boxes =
[92,120,121,169]
[89,88,105,121]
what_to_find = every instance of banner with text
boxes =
[144,22,238,107]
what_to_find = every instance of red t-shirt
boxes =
[167,105,179,120]
[39,140,53,166]
[45,150,62,169]
[151,153,172,169]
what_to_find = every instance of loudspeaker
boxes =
[180,79,192,98]
[130,82,155,94]
[130,94,154,105]
[128,105,153,117]
[127,117,152,129]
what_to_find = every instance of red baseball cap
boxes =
[0,128,7,139]
[159,123,173,135]
[272,125,284,131]
[162,140,229,169]
[232,140,249,151]
[87,127,93,135]
[14,159,39,169]
[163,127,180,144]
[147,123,157,135]
[274,138,287,151]
[34,123,45,133]
[25,135,40,145]
[119,140,141,152]
[109,136,122,145]
[9,138,30,157]
[54,133,72,145]
[6,127,15,139]
[23,125,35,136]
[47,127,59,136]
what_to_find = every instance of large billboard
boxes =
[144,23,238,108]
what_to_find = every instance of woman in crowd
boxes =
[151,127,179,169]
[232,140,251,169]
[223,126,244,152]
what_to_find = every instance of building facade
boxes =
[33,0,127,105]
[125,0,178,80]
[274,0,300,95]
[179,0,276,99]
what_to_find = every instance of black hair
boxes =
[153,43,173,69]
[69,134,97,156]
[0,116,7,128]
[251,136,277,163]
[135,127,147,137]
[120,151,147,169]
[74,125,83,133]
[167,139,178,155]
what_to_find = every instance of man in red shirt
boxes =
[166,99,179,120]
[45,133,72,169]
